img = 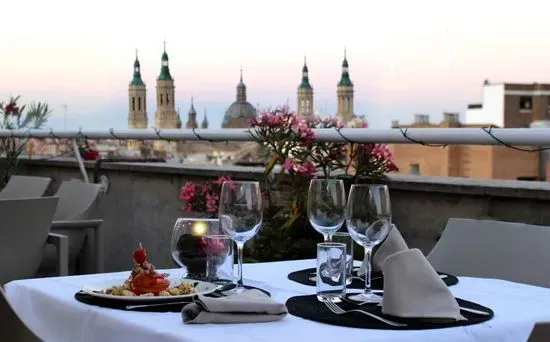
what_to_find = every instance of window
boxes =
[132,97,135,111]
[520,96,532,110]
[160,94,163,105]
[138,97,141,111]
[409,163,420,175]
[166,94,170,104]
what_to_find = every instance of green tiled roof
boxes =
[130,59,145,86]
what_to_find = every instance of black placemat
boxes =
[286,295,493,330]
[288,268,459,289]
[75,284,271,312]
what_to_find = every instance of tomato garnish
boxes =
[130,274,169,295]
[133,243,147,265]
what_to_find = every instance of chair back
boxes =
[53,181,102,221]
[427,218,550,288]
[0,197,59,284]
[0,176,51,199]
[0,286,42,341]
[528,322,550,342]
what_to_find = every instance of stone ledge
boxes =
[15,158,550,200]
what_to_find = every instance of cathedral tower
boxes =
[128,50,147,150]
[297,56,314,117]
[186,97,198,129]
[201,109,209,129]
[153,42,178,153]
[336,49,354,124]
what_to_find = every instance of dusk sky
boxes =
[2,0,550,130]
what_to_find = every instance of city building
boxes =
[465,80,550,128]
[389,81,542,180]
[185,98,198,129]
[336,50,355,124]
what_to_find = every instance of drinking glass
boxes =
[332,231,355,284]
[346,184,392,303]
[205,225,234,283]
[316,242,347,301]
[218,181,263,293]
[307,179,346,242]
[171,218,218,279]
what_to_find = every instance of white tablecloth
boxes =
[4,259,550,342]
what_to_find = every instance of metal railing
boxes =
[2,127,550,183]
[0,127,549,145]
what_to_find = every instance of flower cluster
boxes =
[248,106,397,179]
[199,237,226,255]
[179,176,232,216]
[78,140,99,160]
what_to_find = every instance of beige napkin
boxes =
[181,289,288,324]
[358,224,408,276]
[381,248,466,321]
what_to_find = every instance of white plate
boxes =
[81,275,218,302]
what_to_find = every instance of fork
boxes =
[323,299,407,327]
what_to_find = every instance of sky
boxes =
[2,0,550,130]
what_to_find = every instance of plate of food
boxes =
[81,244,218,302]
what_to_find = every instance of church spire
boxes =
[338,48,353,86]
[158,41,173,81]
[130,49,145,86]
[236,68,247,102]
[299,55,312,89]
[201,108,209,129]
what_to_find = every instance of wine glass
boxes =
[218,181,263,293]
[307,179,346,242]
[346,184,392,303]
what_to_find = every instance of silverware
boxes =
[126,300,191,310]
[459,306,490,316]
[322,299,407,327]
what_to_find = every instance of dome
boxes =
[223,101,256,125]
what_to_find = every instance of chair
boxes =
[0,197,67,285]
[427,218,550,288]
[0,286,42,341]
[528,322,550,342]
[41,181,104,275]
[0,175,51,199]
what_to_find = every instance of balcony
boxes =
[13,157,550,273]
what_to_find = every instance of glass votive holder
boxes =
[171,218,226,279]
[316,242,347,301]
[333,231,355,284]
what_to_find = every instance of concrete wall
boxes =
[14,158,550,272]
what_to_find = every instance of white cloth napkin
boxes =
[358,224,408,276]
[181,289,288,324]
[381,248,466,321]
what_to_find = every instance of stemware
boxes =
[346,184,392,303]
[218,181,263,293]
[307,179,346,242]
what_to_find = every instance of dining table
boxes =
[4,259,550,342]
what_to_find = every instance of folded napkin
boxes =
[358,224,408,276]
[381,248,466,321]
[182,289,288,324]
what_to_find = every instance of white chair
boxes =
[427,218,550,288]
[0,175,51,199]
[0,197,67,284]
[0,286,42,341]
[41,181,104,275]
[528,322,550,341]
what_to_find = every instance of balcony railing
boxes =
[0,127,549,145]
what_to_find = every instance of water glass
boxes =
[205,233,234,283]
[316,242,347,301]
[332,231,355,284]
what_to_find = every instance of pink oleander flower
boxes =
[179,182,197,202]
[205,193,220,213]
[282,159,294,171]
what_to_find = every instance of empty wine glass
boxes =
[218,181,263,293]
[346,184,392,303]
[307,179,346,242]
